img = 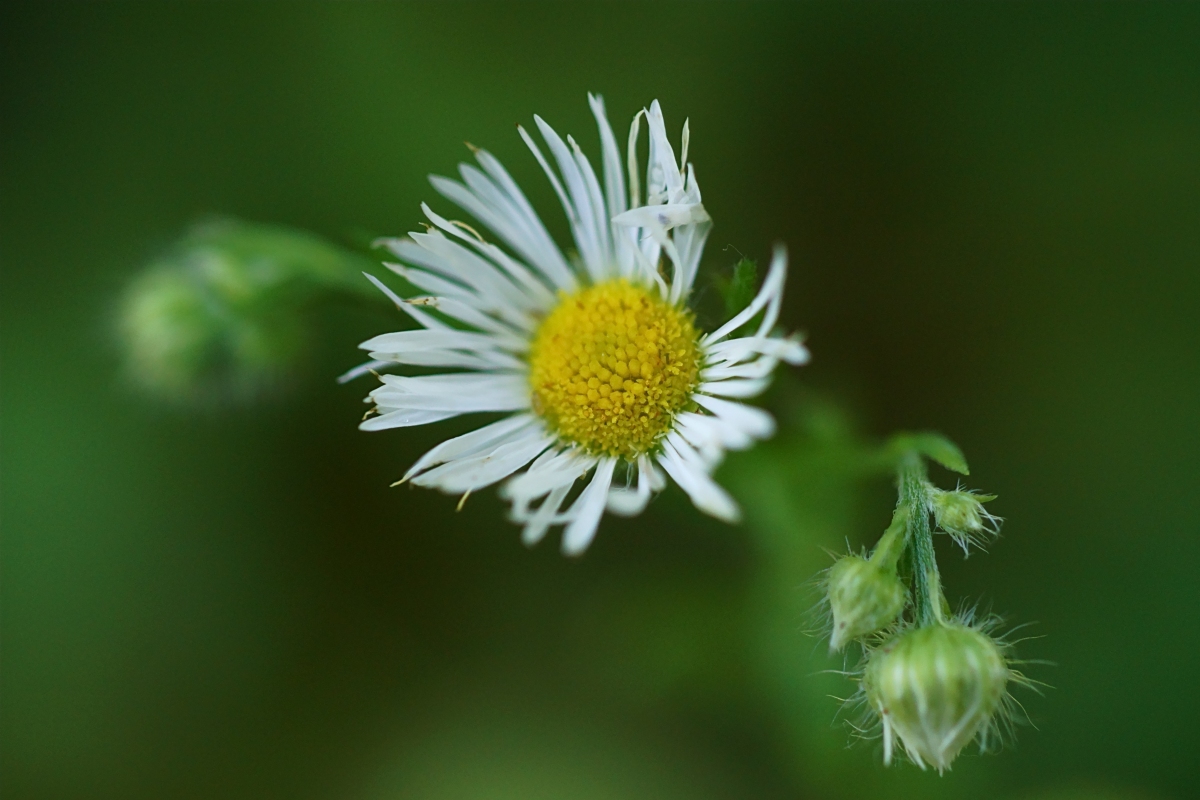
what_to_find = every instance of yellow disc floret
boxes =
[528,279,701,459]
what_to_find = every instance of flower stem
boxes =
[869,506,908,572]
[898,452,948,627]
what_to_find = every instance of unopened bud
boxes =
[827,555,906,651]
[864,623,1010,772]
[930,487,1000,554]
[119,218,374,403]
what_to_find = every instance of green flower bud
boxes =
[826,555,906,651]
[930,487,1000,555]
[863,623,1010,772]
[119,218,377,403]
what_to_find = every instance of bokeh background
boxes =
[3,3,1199,799]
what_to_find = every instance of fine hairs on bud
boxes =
[929,485,1002,555]
[826,509,908,651]
[827,555,906,651]
[812,433,1038,773]
[862,620,1014,773]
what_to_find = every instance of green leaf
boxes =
[717,257,758,319]
[886,431,970,475]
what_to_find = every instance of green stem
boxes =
[898,452,948,626]
[869,506,908,572]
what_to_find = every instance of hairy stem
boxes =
[898,452,948,626]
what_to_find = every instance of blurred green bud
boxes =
[930,487,1001,555]
[119,218,377,403]
[826,556,906,652]
[863,623,1010,773]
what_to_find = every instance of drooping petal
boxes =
[520,483,573,547]
[561,457,618,555]
[503,447,594,511]
[606,458,655,516]
[692,394,777,441]
[410,428,555,494]
[658,434,741,523]
[402,414,540,483]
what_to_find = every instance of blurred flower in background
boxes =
[119,218,379,403]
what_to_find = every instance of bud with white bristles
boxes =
[930,486,1001,555]
[863,621,1013,773]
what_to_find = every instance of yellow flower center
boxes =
[528,279,701,459]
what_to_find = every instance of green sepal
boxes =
[715,257,758,320]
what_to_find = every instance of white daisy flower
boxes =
[345,95,809,555]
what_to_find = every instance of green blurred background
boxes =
[3,3,1198,799]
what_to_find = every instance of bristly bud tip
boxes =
[930,486,1001,555]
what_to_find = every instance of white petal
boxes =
[368,347,524,371]
[384,262,485,309]
[569,133,614,271]
[691,394,777,440]
[411,430,554,493]
[403,414,539,482]
[403,295,530,344]
[606,460,653,517]
[588,93,628,225]
[704,245,788,345]
[370,373,530,412]
[659,435,741,523]
[457,162,573,297]
[430,173,575,293]
[360,329,517,355]
[702,334,808,368]
[502,448,593,505]
[373,371,526,395]
[520,483,573,547]
[371,393,529,413]
[697,377,773,399]
[399,231,536,315]
[645,100,685,201]
[420,202,556,310]
[337,359,390,384]
[676,411,748,457]
[517,123,583,253]
[639,452,666,492]
[530,116,606,280]
[561,457,617,556]
[670,180,711,297]
[470,150,577,290]
[362,270,448,331]
[360,409,461,431]
[612,203,710,230]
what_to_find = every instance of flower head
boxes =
[350,96,807,554]
[862,621,1015,773]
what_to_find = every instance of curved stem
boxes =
[870,506,908,572]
